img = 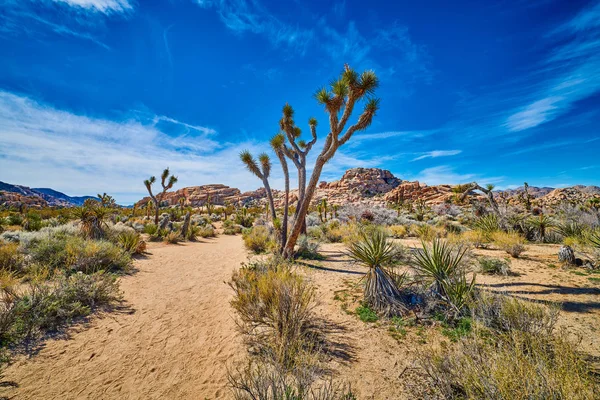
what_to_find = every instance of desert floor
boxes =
[1,235,599,399]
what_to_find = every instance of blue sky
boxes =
[1,0,599,204]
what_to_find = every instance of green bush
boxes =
[197,225,216,238]
[114,230,146,255]
[478,257,511,276]
[143,223,158,235]
[356,304,378,322]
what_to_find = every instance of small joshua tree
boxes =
[240,151,277,222]
[144,168,178,225]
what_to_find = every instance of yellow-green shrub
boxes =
[388,225,408,239]
[492,231,526,258]
[242,226,274,254]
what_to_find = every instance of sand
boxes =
[2,235,598,399]
[1,235,247,400]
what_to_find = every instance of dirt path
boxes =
[1,235,248,400]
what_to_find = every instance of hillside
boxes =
[0,181,94,208]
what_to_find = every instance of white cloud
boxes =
[412,149,462,161]
[51,0,134,14]
[409,165,503,186]
[0,90,266,204]
[505,4,600,132]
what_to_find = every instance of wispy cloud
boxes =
[196,0,314,55]
[1,0,134,48]
[194,1,432,83]
[51,0,134,14]
[412,150,462,161]
[410,166,503,186]
[505,2,600,132]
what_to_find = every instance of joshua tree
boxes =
[144,168,178,225]
[97,193,116,208]
[460,182,500,217]
[282,65,380,257]
[270,134,290,251]
[519,182,533,211]
[278,104,318,233]
[240,151,277,223]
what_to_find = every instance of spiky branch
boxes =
[144,168,178,225]
[240,151,277,223]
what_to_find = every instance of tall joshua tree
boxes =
[460,182,500,217]
[270,134,290,251]
[282,65,380,257]
[240,151,277,222]
[278,104,318,233]
[144,168,178,225]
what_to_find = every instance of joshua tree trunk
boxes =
[181,211,191,239]
[284,158,326,257]
[262,178,277,223]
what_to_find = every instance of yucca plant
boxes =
[412,239,474,315]
[72,199,111,239]
[527,214,555,242]
[347,228,407,315]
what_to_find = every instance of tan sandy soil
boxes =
[0,235,247,400]
[295,240,600,399]
[2,235,598,399]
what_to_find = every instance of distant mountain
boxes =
[0,181,94,207]
[33,188,95,206]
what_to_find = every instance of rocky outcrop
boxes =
[384,181,455,205]
[135,184,255,208]
[0,191,49,209]
[535,187,600,208]
[322,168,402,196]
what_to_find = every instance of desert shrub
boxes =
[8,271,121,345]
[492,231,526,258]
[472,292,559,335]
[296,235,322,260]
[22,212,43,232]
[223,219,243,235]
[420,328,597,399]
[228,359,354,400]
[64,238,132,273]
[143,223,159,235]
[460,229,488,248]
[415,224,446,241]
[412,239,475,316]
[163,231,180,244]
[338,204,397,226]
[197,225,216,238]
[242,226,273,254]
[388,225,408,239]
[234,208,254,228]
[6,214,23,226]
[0,242,24,273]
[478,257,511,276]
[229,264,318,368]
[114,230,146,255]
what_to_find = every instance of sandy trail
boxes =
[1,235,247,400]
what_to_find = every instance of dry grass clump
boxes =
[242,226,274,254]
[163,230,180,244]
[460,229,489,248]
[421,329,598,399]
[419,292,597,399]
[229,263,318,367]
[228,258,352,398]
[388,225,408,239]
[492,231,527,258]
[0,242,23,273]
